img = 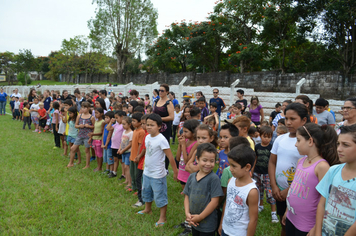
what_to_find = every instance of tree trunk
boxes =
[115,43,129,84]
[240,60,244,73]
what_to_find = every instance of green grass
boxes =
[0,108,281,235]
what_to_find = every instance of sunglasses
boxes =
[213,92,218,94]
[159,90,165,92]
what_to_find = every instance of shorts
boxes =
[39,119,47,128]
[74,136,91,148]
[31,116,39,125]
[92,139,103,158]
[122,152,131,166]
[276,199,287,217]
[286,218,308,236]
[111,148,122,159]
[253,173,276,205]
[14,109,20,117]
[67,136,77,144]
[103,148,114,165]
[142,174,168,208]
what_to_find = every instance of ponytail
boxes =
[195,124,218,147]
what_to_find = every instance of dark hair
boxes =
[123,104,128,109]
[315,98,328,107]
[248,126,257,136]
[197,96,206,103]
[233,116,251,132]
[64,99,73,106]
[105,111,115,119]
[283,100,293,105]
[92,89,98,94]
[68,107,78,122]
[181,105,191,122]
[95,107,104,120]
[175,104,180,109]
[147,113,162,127]
[183,119,200,134]
[134,106,145,114]
[233,103,242,109]
[275,102,281,108]
[195,124,218,147]
[95,98,107,110]
[209,102,217,108]
[130,89,139,97]
[340,124,356,143]
[160,84,169,92]
[81,101,91,108]
[236,89,244,95]
[53,101,60,110]
[145,94,150,98]
[243,111,251,119]
[23,102,28,107]
[220,123,239,137]
[297,123,339,166]
[250,95,260,105]
[74,88,80,95]
[169,91,175,98]
[189,106,201,118]
[259,126,273,137]
[153,89,159,95]
[345,97,356,108]
[132,112,143,122]
[285,103,310,123]
[278,118,285,125]
[61,107,65,113]
[196,143,217,160]
[141,114,149,121]
[122,116,134,130]
[229,137,250,149]
[295,95,313,114]
[228,144,255,168]
[129,100,138,111]
[99,90,107,97]
[115,110,126,117]
[28,88,36,98]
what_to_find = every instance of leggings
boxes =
[0,101,6,114]
[52,123,61,148]
[172,124,178,143]
[23,117,31,129]
[286,218,308,236]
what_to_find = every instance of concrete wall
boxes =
[62,71,355,100]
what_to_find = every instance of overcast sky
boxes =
[0,0,216,57]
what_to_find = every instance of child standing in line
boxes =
[107,110,126,178]
[30,97,40,132]
[9,96,15,119]
[19,97,24,120]
[233,116,255,150]
[66,107,81,162]
[22,102,31,130]
[253,126,278,223]
[282,123,338,235]
[58,107,68,156]
[219,144,259,236]
[315,125,356,236]
[129,112,146,192]
[102,111,115,175]
[137,113,178,227]
[14,97,20,120]
[118,116,133,189]
[197,97,209,122]
[89,108,105,171]
[133,114,149,207]
[172,104,182,144]
[67,102,95,168]
[37,102,47,133]
[183,143,224,236]
[52,102,61,149]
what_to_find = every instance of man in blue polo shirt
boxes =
[209,88,226,116]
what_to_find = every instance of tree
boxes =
[88,0,158,82]
[0,52,16,85]
[15,49,37,86]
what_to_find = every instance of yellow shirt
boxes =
[23,107,30,117]
[247,136,255,151]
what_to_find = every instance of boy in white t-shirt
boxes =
[137,113,178,227]
[172,104,182,144]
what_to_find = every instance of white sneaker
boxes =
[258,206,264,213]
[271,212,279,223]
[132,201,143,208]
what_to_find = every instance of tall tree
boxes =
[16,49,37,86]
[0,52,16,85]
[88,0,158,81]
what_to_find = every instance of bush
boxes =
[17,72,32,85]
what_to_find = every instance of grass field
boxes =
[0,108,281,235]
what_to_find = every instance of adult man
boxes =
[235,89,247,113]
[10,88,22,98]
[209,88,226,116]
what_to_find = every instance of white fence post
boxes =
[230,79,240,106]
[85,85,91,94]
[123,82,133,97]
[296,78,306,95]
[179,76,188,105]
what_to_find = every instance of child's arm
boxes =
[190,197,220,226]
[134,143,143,163]
[246,188,259,236]
[268,153,282,201]
[120,141,132,154]
[74,115,82,129]
[135,148,146,163]
[54,112,59,131]
[214,113,219,130]
[106,118,115,131]
[184,194,193,226]
[218,178,231,235]
[175,141,182,162]
[185,149,200,173]
[203,114,213,123]
[315,196,326,235]
[344,222,356,236]
[163,148,178,181]
[84,116,95,129]
[62,111,68,123]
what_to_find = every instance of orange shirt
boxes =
[129,127,146,161]
[38,108,47,118]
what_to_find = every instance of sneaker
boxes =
[102,170,110,175]
[119,175,125,180]
[38,131,41,134]
[90,156,96,162]
[258,206,264,213]
[179,227,192,236]
[271,212,279,223]
[132,201,143,208]
[33,130,38,132]
[173,222,186,229]
[53,147,59,150]
[108,172,117,178]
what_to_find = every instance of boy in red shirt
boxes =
[38,102,47,133]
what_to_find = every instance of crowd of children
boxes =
[4,86,356,236]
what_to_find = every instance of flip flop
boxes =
[137,210,146,215]
[155,222,165,227]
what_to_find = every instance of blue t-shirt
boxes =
[43,97,52,111]
[216,150,229,179]
[103,124,112,148]
[0,92,7,102]
[329,109,336,122]
[200,107,209,122]
[209,97,226,116]
[316,163,356,235]
[172,99,179,108]
[10,100,14,109]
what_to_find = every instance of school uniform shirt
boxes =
[173,111,182,126]
[144,133,170,178]
[43,96,52,110]
[316,163,356,236]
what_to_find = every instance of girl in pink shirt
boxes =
[282,123,339,235]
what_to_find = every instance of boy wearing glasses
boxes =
[209,88,226,116]
[313,98,335,126]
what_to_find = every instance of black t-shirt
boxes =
[270,111,281,121]
[255,143,272,174]
[235,99,248,113]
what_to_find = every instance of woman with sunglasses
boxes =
[335,98,356,134]
[153,84,175,170]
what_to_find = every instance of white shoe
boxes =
[271,212,279,223]
[132,201,143,208]
[258,206,264,213]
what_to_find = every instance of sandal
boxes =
[155,222,165,227]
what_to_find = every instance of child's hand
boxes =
[185,213,192,224]
[281,212,287,226]
[117,149,121,154]
[178,135,185,146]
[79,124,85,128]
[101,144,105,149]
[110,118,115,123]
[272,185,282,202]
[173,170,178,182]
[189,214,201,227]
[84,124,89,128]
[134,156,140,163]
[280,188,288,201]
[56,126,58,132]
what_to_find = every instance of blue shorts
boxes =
[67,136,76,144]
[142,174,168,208]
[122,152,131,166]
[103,148,113,165]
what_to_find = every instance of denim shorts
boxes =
[122,152,131,166]
[74,137,91,148]
[142,174,168,208]
[67,136,77,144]
[103,148,114,165]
